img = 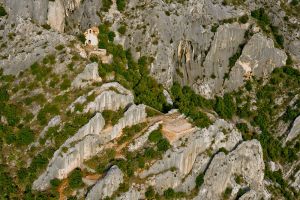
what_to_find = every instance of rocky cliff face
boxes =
[1,0,300,199]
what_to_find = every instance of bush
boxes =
[118,25,127,35]
[223,187,232,199]
[0,6,7,17]
[60,78,71,90]
[214,94,236,119]
[17,127,35,145]
[163,188,176,199]
[195,173,204,188]
[239,15,249,24]
[116,0,126,11]
[148,129,163,143]
[102,0,113,11]
[157,138,170,152]
[145,186,156,199]
[68,168,83,189]
[50,178,61,188]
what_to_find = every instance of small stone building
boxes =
[84,27,99,48]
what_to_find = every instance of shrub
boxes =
[148,129,163,143]
[102,0,113,11]
[0,6,7,17]
[118,25,127,35]
[195,173,204,188]
[145,186,156,199]
[223,187,232,199]
[157,138,170,152]
[163,188,176,199]
[116,0,126,11]
[77,33,86,44]
[17,127,35,145]
[108,31,116,42]
[239,15,249,24]
[60,78,71,90]
[50,178,61,188]
[68,168,83,189]
[0,86,9,102]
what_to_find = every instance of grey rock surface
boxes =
[286,115,300,142]
[86,165,124,200]
[71,62,102,88]
[195,140,265,200]
[224,33,287,92]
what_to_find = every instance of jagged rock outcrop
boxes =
[195,140,265,200]
[86,165,124,200]
[71,62,102,88]
[292,170,300,192]
[33,102,146,191]
[84,82,134,113]
[192,23,248,98]
[140,119,242,193]
[32,113,105,191]
[286,115,300,142]
[224,33,287,92]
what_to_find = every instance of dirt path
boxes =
[58,179,68,200]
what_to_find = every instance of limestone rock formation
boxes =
[286,115,300,142]
[71,62,102,88]
[84,82,134,113]
[195,140,265,200]
[224,33,287,92]
[32,113,106,191]
[86,165,124,200]
[193,23,247,98]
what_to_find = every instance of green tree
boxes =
[68,168,83,189]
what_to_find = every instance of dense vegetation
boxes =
[171,83,212,128]
[97,23,171,112]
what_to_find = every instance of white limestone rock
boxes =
[195,140,265,200]
[286,115,300,142]
[86,166,124,200]
[292,170,300,192]
[84,82,134,113]
[72,62,102,89]
[32,113,105,191]
[116,184,145,200]
[224,33,287,92]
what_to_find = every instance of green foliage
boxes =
[16,126,35,145]
[68,168,83,189]
[30,62,52,81]
[0,164,18,198]
[60,78,71,90]
[238,15,249,24]
[214,93,236,119]
[145,186,156,199]
[236,123,252,140]
[163,188,185,199]
[195,173,204,188]
[37,104,60,125]
[157,138,170,152]
[116,0,126,11]
[0,5,7,17]
[171,83,212,128]
[108,31,116,42]
[222,187,232,199]
[117,123,147,144]
[50,178,61,188]
[102,0,113,11]
[0,86,9,102]
[118,25,127,35]
[148,129,163,143]
[77,33,86,44]
[102,109,124,126]
[211,24,219,32]
[229,51,241,68]
[251,8,270,29]
[291,0,299,6]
